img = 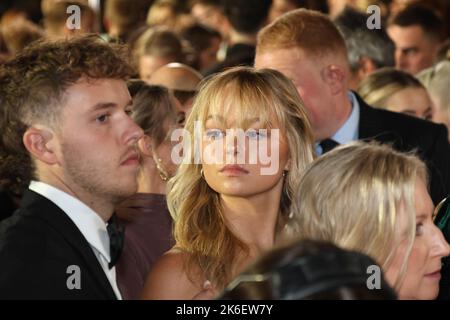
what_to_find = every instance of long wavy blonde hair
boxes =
[167,66,315,290]
[287,141,428,290]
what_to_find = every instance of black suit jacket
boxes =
[356,92,450,205]
[0,190,117,299]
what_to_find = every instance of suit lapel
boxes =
[20,190,117,300]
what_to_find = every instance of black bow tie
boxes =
[320,139,339,154]
[107,214,124,269]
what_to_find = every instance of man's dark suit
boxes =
[355,92,450,205]
[0,190,117,299]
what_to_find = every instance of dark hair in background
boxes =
[221,0,272,34]
[389,4,445,41]
[0,0,42,24]
[127,79,178,147]
[104,0,155,42]
[180,23,221,53]
[334,6,395,72]
[180,23,221,70]
[218,240,397,300]
[0,35,134,195]
[134,27,185,62]
[277,0,329,14]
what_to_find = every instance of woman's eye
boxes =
[415,223,424,236]
[125,109,134,117]
[205,129,224,139]
[246,129,267,140]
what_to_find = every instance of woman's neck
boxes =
[220,180,284,253]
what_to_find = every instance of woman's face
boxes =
[200,105,290,199]
[385,178,450,299]
[384,87,433,120]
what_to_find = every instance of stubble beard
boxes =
[61,142,138,206]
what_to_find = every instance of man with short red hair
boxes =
[255,8,450,206]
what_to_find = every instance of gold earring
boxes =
[152,151,170,181]
[200,168,205,179]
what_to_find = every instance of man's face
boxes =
[139,55,175,82]
[55,78,143,203]
[255,48,338,141]
[388,25,439,75]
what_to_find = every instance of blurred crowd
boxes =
[0,0,450,301]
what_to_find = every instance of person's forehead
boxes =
[414,177,434,217]
[149,68,200,91]
[390,25,428,44]
[256,48,319,82]
[62,79,130,113]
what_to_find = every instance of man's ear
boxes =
[23,126,59,165]
[321,64,347,95]
[137,135,153,157]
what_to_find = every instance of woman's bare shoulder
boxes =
[140,248,205,300]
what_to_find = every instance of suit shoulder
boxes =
[368,106,447,134]
[0,207,65,263]
[360,106,449,150]
[0,208,49,245]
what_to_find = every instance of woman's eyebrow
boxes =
[416,213,429,221]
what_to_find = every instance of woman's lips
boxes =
[219,165,249,176]
[424,270,441,280]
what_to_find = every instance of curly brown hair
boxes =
[0,34,135,195]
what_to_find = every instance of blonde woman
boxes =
[288,142,450,299]
[417,61,450,142]
[357,67,433,120]
[141,66,315,299]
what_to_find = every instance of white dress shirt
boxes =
[29,181,123,300]
[316,91,361,155]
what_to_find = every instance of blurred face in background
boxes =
[139,55,176,82]
[388,25,440,75]
[199,36,221,71]
[191,3,229,40]
[384,86,433,120]
[268,0,299,23]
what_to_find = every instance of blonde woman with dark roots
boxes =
[287,142,450,300]
[141,66,315,299]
